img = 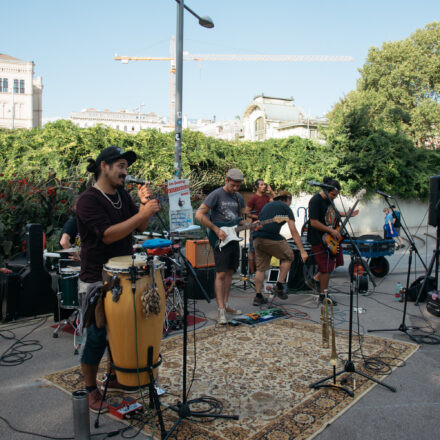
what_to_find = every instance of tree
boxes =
[356,21,440,147]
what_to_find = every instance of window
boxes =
[0,78,8,93]
[13,79,25,94]
[254,117,265,141]
[14,79,19,93]
[19,80,24,93]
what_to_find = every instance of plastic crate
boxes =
[342,238,395,258]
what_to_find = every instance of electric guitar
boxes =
[208,216,289,250]
[322,188,366,256]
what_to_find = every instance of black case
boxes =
[0,272,21,322]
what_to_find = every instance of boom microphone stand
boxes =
[152,217,239,439]
[309,185,395,394]
[368,194,427,343]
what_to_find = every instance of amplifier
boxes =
[0,272,21,322]
[185,239,215,268]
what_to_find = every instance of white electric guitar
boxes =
[208,216,289,249]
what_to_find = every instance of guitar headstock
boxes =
[273,215,289,223]
[355,188,367,200]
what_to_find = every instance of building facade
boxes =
[70,108,170,133]
[241,94,327,142]
[0,54,43,129]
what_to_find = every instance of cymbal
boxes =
[56,247,80,253]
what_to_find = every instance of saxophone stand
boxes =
[310,254,396,395]
[368,196,429,343]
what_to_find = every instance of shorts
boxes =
[311,243,344,274]
[254,238,294,272]
[79,279,107,366]
[213,241,240,272]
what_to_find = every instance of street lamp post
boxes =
[173,0,214,178]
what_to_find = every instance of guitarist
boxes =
[253,191,308,306]
[195,168,251,325]
[307,178,358,304]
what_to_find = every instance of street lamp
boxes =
[174,0,214,178]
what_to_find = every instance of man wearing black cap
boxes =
[196,168,250,325]
[76,146,159,413]
[252,191,308,305]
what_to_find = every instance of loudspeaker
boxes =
[184,267,216,300]
[26,223,44,270]
[428,175,440,227]
[185,239,215,268]
[0,272,21,322]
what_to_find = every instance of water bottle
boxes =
[395,282,402,302]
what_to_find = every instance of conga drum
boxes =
[103,255,165,389]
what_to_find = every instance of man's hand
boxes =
[350,209,359,217]
[216,228,227,242]
[137,183,153,205]
[251,220,262,231]
[140,198,160,218]
[300,250,308,263]
[330,228,342,241]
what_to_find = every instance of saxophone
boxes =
[321,296,338,366]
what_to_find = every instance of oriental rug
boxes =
[44,319,418,439]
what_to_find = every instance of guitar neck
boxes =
[235,217,279,232]
[338,200,360,233]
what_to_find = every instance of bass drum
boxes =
[104,255,165,389]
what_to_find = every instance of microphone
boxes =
[309,180,336,190]
[125,175,147,185]
[376,190,393,198]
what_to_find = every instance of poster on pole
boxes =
[168,179,193,231]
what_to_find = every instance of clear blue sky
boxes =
[2,0,438,121]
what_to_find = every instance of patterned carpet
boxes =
[45,319,418,439]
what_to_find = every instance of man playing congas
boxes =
[76,146,159,413]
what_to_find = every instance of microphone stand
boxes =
[368,195,427,343]
[154,214,239,439]
[309,188,395,395]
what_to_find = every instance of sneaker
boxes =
[98,374,138,394]
[253,295,268,306]
[272,283,288,300]
[319,294,338,306]
[88,388,109,413]
[217,308,227,325]
[225,303,242,315]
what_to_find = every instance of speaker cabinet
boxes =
[0,272,21,322]
[186,239,215,268]
[26,223,44,270]
[184,267,216,300]
[428,175,440,227]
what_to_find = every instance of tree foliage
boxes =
[327,22,440,148]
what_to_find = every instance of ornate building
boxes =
[242,94,327,142]
[0,54,43,129]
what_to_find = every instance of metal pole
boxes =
[174,0,184,178]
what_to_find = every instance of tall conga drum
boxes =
[103,255,165,389]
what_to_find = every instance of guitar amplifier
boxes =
[186,239,215,268]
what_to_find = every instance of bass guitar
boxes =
[208,216,288,250]
[322,188,366,256]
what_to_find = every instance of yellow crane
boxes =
[114,36,354,126]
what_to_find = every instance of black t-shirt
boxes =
[60,216,78,243]
[253,200,294,241]
[76,187,138,282]
[307,192,337,245]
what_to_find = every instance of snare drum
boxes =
[103,255,165,388]
[58,267,80,308]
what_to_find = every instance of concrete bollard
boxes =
[72,390,90,440]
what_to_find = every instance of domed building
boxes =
[242,94,327,142]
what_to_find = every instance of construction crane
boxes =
[114,36,354,126]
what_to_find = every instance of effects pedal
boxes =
[109,397,143,419]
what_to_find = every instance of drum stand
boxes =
[163,248,239,439]
[233,227,254,291]
[95,344,167,439]
[52,308,82,354]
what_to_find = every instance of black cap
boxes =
[95,146,137,167]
